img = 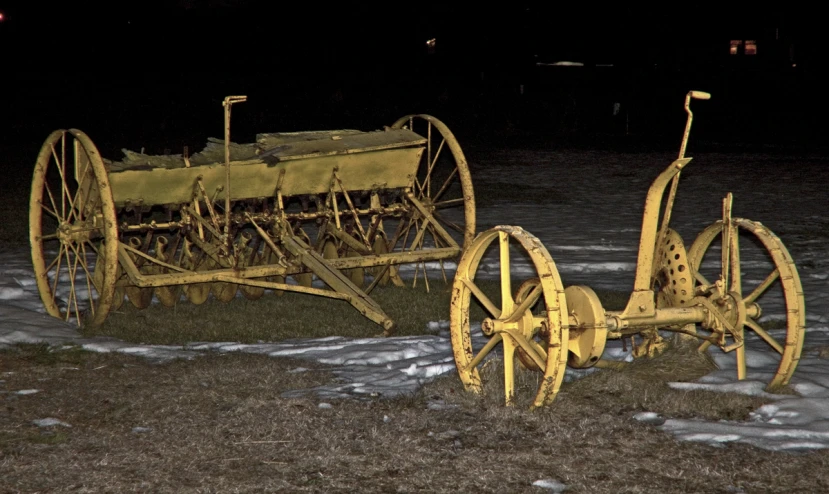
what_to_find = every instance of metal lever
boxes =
[222,95,248,259]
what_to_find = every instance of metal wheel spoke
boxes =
[86,240,100,256]
[463,334,503,373]
[729,229,742,294]
[50,245,67,301]
[413,175,425,199]
[425,122,432,198]
[45,247,62,274]
[385,216,408,252]
[433,197,464,209]
[460,277,502,318]
[432,166,459,203]
[39,200,61,222]
[411,227,431,290]
[499,231,513,315]
[57,136,75,221]
[67,248,81,321]
[528,338,548,361]
[50,143,71,219]
[61,134,67,218]
[42,181,61,221]
[422,223,448,281]
[506,283,543,322]
[694,270,711,287]
[745,318,784,354]
[63,174,85,225]
[77,143,92,180]
[504,329,546,370]
[407,217,429,253]
[736,342,747,380]
[399,217,415,251]
[79,242,96,313]
[422,137,447,201]
[73,172,100,222]
[68,241,94,295]
[744,268,780,305]
[503,338,516,405]
[80,241,101,292]
[430,223,446,248]
[433,211,464,234]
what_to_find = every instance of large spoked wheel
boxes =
[30,129,118,327]
[687,218,806,390]
[450,225,569,409]
[389,115,476,282]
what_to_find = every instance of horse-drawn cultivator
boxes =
[449,91,806,408]
[30,96,474,335]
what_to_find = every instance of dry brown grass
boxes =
[86,278,475,344]
[2,342,828,493]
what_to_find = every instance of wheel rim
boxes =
[449,225,569,408]
[687,218,806,389]
[389,115,476,282]
[30,129,118,327]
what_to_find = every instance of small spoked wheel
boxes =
[688,218,806,390]
[30,129,119,327]
[449,225,569,409]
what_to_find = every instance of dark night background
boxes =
[0,3,823,170]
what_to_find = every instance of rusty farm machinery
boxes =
[29,96,474,335]
[28,90,806,411]
[449,91,807,408]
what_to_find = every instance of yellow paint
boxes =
[449,91,806,408]
[29,100,476,336]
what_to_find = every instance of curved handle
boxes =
[689,90,711,100]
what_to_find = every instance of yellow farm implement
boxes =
[30,96,475,335]
[449,91,806,407]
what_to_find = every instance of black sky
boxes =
[1,2,818,73]
[0,3,719,71]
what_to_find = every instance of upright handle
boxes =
[679,90,711,160]
[222,95,248,247]
[657,91,712,266]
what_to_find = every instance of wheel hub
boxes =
[481,306,536,338]
[56,221,93,244]
[702,290,747,350]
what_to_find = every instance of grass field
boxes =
[3,271,827,492]
[4,148,828,492]
[3,340,827,493]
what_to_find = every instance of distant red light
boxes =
[0,12,5,21]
